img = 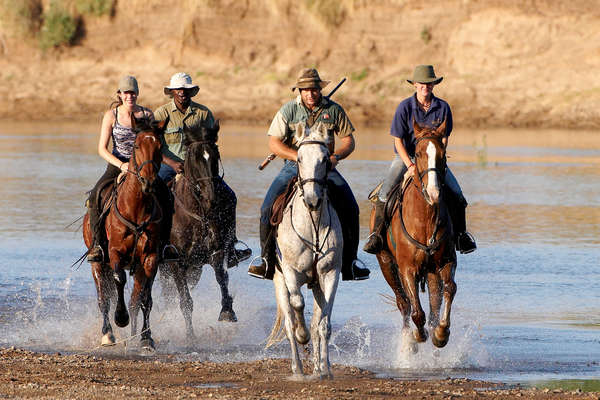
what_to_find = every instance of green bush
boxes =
[351,68,369,82]
[75,0,114,16]
[420,25,432,44]
[39,1,78,49]
[305,0,346,28]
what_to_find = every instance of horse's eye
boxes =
[134,145,140,150]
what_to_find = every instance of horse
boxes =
[159,120,241,339]
[370,119,457,353]
[266,131,343,379]
[83,118,167,351]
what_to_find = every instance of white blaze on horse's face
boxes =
[426,141,440,204]
[298,141,328,211]
[203,149,210,161]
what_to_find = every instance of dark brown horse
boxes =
[159,121,241,339]
[370,119,457,352]
[83,118,167,351]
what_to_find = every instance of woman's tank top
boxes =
[111,107,145,161]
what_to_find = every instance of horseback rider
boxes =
[247,68,370,281]
[363,65,477,255]
[154,72,251,265]
[87,75,176,262]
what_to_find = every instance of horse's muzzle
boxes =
[140,178,157,194]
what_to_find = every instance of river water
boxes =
[0,125,598,385]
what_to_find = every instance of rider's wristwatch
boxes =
[333,154,341,161]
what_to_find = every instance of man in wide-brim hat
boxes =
[247,67,370,281]
[363,64,477,255]
[154,72,252,266]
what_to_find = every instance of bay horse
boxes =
[370,119,457,353]
[159,120,240,339]
[83,118,167,351]
[266,131,343,379]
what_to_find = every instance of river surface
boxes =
[0,125,599,385]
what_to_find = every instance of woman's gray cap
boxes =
[407,65,443,85]
[117,75,139,95]
[164,72,199,97]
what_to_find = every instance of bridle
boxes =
[290,139,333,261]
[128,132,161,187]
[397,134,450,256]
[413,135,447,204]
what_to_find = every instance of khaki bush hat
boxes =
[291,68,331,91]
[117,75,139,95]
[164,72,199,97]
[407,65,443,85]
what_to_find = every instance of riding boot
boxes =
[87,199,104,262]
[363,198,386,254]
[248,222,275,280]
[448,195,477,254]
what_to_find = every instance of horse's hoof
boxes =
[114,310,129,328]
[432,326,450,348]
[295,329,310,345]
[218,309,237,323]
[140,337,155,352]
[413,329,428,343]
[101,332,116,346]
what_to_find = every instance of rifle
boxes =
[257,77,347,171]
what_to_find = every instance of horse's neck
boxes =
[403,184,442,234]
[117,176,152,218]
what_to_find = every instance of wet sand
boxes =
[2,347,597,399]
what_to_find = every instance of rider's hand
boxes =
[174,162,184,174]
[407,163,416,176]
[119,162,129,172]
[329,155,339,170]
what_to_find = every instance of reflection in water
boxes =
[0,125,599,383]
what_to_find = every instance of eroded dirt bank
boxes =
[1,347,598,399]
[1,0,599,129]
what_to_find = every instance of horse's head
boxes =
[130,117,167,194]
[296,133,331,211]
[413,118,447,205]
[182,120,221,205]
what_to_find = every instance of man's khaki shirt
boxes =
[154,100,215,162]
[267,95,354,151]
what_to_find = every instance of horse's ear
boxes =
[435,118,447,137]
[156,115,169,133]
[413,117,424,138]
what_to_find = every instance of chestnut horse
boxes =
[159,121,240,339]
[370,119,457,352]
[83,118,167,351]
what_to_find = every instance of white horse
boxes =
[266,132,343,379]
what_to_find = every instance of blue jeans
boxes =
[260,160,359,266]
[379,155,464,203]
[159,163,177,183]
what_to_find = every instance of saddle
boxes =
[269,176,298,227]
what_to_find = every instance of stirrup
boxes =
[233,240,252,262]
[161,244,180,262]
[457,232,477,254]
[363,231,383,254]
[247,256,268,279]
[344,259,370,281]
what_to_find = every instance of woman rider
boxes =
[363,65,477,255]
[86,75,176,262]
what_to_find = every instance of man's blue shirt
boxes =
[390,93,453,157]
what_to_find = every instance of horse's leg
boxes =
[284,271,309,346]
[138,254,159,351]
[311,269,339,379]
[91,261,115,346]
[427,270,443,329]
[274,271,303,376]
[211,252,237,322]
[432,261,457,348]
[171,261,195,340]
[111,258,129,328]
[129,266,143,339]
[400,268,427,343]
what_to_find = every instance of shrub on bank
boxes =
[0,0,42,37]
[39,1,78,50]
[75,0,114,17]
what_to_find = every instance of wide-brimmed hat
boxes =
[291,68,331,91]
[407,65,443,85]
[117,75,139,95]
[164,72,199,97]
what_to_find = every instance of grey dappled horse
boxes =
[266,131,343,379]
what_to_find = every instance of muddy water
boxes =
[0,124,598,385]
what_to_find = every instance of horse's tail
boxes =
[265,301,286,348]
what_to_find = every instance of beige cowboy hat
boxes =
[164,72,199,97]
[407,65,443,85]
[291,68,331,91]
[117,75,139,95]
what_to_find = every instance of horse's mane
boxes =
[133,117,158,135]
